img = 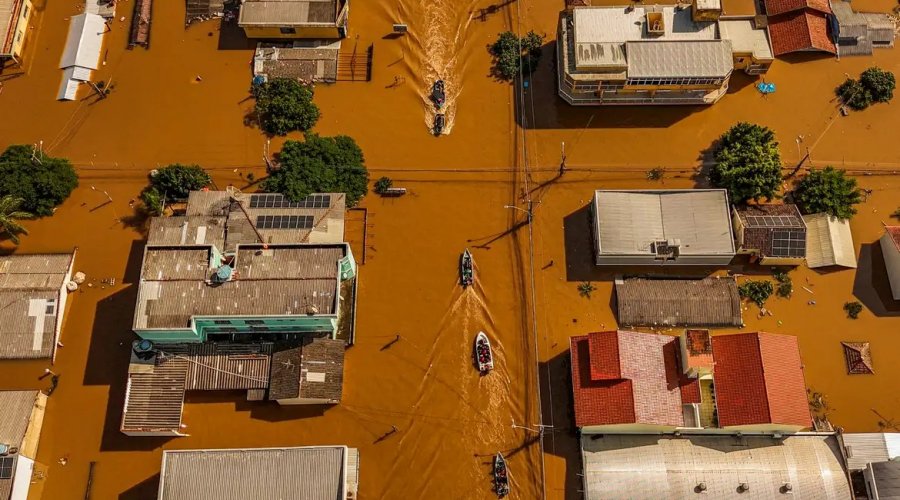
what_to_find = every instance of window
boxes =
[22,5,29,18]
[45,298,57,316]
[207,333,232,342]
[246,320,265,325]
[280,27,297,35]
[0,457,13,480]
[214,320,231,325]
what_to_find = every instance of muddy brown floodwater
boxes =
[1,0,900,498]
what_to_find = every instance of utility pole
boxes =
[558,141,567,176]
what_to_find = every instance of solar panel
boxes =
[255,215,314,229]
[745,215,802,228]
[771,229,806,258]
[0,456,13,480]
[248,194,332,209]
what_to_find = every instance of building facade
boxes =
[0,0,33,63]
[882,227,900,300]
[557,4,773,105]
[238,0,349,39]
[0,391,47,500]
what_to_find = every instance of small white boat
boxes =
[474,331,494,374]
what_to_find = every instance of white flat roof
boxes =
[718,18,775,60]
[626,40,733,78]
[803,213,856,268]
[59,13,105,70]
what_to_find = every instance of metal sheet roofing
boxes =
[870,461,900,499]
[711,332,812,428]
[626,40,734,78]
[59,13,104,70]
[159,446,351,500]
[238,0,337,26]
[615,278,743,327]
[0,391,38,448]
[594,190,735,256]
[581,434,851,499]
[804,213,856,268]
[843,433,900,470]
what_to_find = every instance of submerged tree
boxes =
[836,78,873,110]
[860,67,896,103]
[793,166,862,219]
[252,78,321,136]
[489,31,544,81]
[709,123,782,204]
[263,133,369,206]
[149,164,212,200]
[0,145,78,216]
[0,195,33,244]
[374,177,393,195]
[738,280,774,307]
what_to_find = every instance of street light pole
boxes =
[504,200,537,223]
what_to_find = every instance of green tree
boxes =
[140,188,164,216]
[374,177,393,195]
[149,164,211,200]
[0,195,33,244]
[489,31,544,81]
[739,280,774,307]
[709,123,783,203]
[0,145,79,216]
[263,133,369,206]
[252,78,320,136]
[860,67,896,103]
[836,78,873,110]
[793,166,862,219]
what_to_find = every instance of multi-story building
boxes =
[557,3,774,105]
[0,0,33,64]
[237,0,349,40]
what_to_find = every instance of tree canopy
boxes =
[263,133,369,206]
[0,195,33,245]
[252,78,321,136]
[860,67,896,103]
[149,164,212,200]
[837,78,873,110]
[489,31,544,81]
[793,166,862,219]
[0,145,78,216]
[709,122,783,204]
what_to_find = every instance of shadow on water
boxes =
[853,242,900,317]
[118,473,160,500]
[515,41,703,130]
[215,17,255,51]
[540,349,582,500]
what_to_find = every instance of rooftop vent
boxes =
[781,483,793,493]
[738,482,750,492]
[212,265,233,283]
[653,239,681,259]
[696,482,707,492]
[646,11,665,35]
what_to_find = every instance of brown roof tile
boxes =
[615,278,743,327]
[768,10,837,56]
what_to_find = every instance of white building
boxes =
[881,227,900,300]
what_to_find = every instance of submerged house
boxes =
[764,0,836,56]
[57,13,105,100]
[733,204,807,265]
[0,252,76,360]
[0,0,33,64]
[615,277,743,327]
[557,4,773,105]
[830,0,894,57]
[121,190,356,436]
[591,189,735,265]
[881,226,900,300]
[803,213,856,268]
[0,391,47,500]
[157,446,359,500]
[569,329,812,433]
[238,0,349,39]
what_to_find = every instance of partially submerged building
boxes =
[863,460,900,500]
[842,433,900,471]
[157,446,359,500]
[881,226,900,300]
[122,190,356,436]
[591,189,735,265]
[0,252,76,360]
[238,0,349,39]
[0,0,33,64]
[615,277,743,327]
[733,204,807,265]
[804,213,857,268]
[58,13,106,100]
[765,0,836,56]
[0,391,47,500]
[831,0,894,57]
[557,4,773,105]
[570,330,812,433]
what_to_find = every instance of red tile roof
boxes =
[711,332,812,428]
[887,227,900,252]
[768,10,837,56]
[765,0,831,16]
[570,331,686,428]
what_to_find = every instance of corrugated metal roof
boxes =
[870,461,900,498]
[804,213,856,268]
[581,434,851,499]
[159,446,352,500]
[626,40,734,78]
[843,433,900,470]
[594,190,735,257]
[59,13,104,70]
[0,390,38,447]
[615,278,742,327]
[235,246,342,280]
[147,216,227,249]
[121,356,187,433]
[269,338,344,401]
[238,0,337,26]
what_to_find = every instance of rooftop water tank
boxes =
[213,265,233,283]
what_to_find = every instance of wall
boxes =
[758,256,805,266]
[241,26,340,40]
[276,397,338,405]
[19,392,47,459]
[9,455,34,500]
[3,0,33,59]
[580,423,678,434]
[881,232,900,300]
[52,251,76,362]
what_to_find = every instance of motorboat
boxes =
[431,79,445,108]
[493,453,510,497]
[433,113,445,136]
[460,248,473,287]
[474,331,494,374]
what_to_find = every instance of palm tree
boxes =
[0,195,33,244]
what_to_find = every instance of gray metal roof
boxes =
[581,434,852,499]
[870,461,900,499]
[269,337,344,402]
[238,0,337,26]
[615,277,743,327]
[0,253,74,359]
[594,190,735,256]
[0,390,39,448]
[626,40,734,78]
[843,433,900,470]
[803,213,856,268]
[159,446,353,500]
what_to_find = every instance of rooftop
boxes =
[886,226,900,252]
[594,189,735,257]
[868,461,900,499]
[842,342,874,374]
[581,434,851,499]
[626,40,733,78]
[717,18,775,60]
[768,10,836,56]
[842,433,900,470]
[0,253,75,359]
[615,277,742,327]
[0,390,41,500]
[711,332,812,428]
[804,213,857,268]
[764,0,831,17]
[735,204,807,259]
[1,0,23,55]
[158,446,358,500]
[269,337,345,402]
[238,0,338,26]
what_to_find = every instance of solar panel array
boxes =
[771,229,806,258]
[255,215,314,230]
[248,194,332,209]
[745,215,802,228]
[0,456,13,480]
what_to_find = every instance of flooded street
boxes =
[1,0,900,498]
